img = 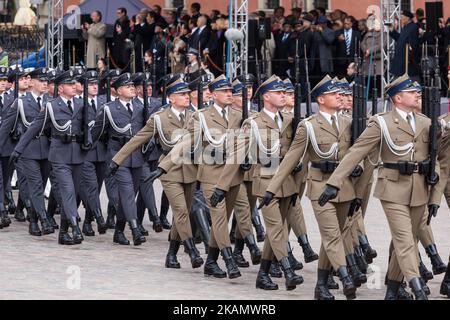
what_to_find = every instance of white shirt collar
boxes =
[191,27,198,34]
[89,96,97,105]
[60,96,74,107]
[214,103,228,118]
[345,28,352,36]
[170,106,186,121]
[319,110,339,130]
[395,108,416,131]
[263,108,282,129]
[119,99,133,110]
[31,91,43,102]
[199,25,206,32]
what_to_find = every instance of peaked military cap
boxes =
[232,79,244,95]
[79,70,98,84]
[28,68,49,81]
[188,75,210,91]
[255,75,285,96]
[111,73,133,89]
[283,78,294,93]
[208,74,232,92]
[0,67,8,80]
[8,66,25,83]
[54,70,79,85]
[310,75,340,101]
[166,77,190,95]
[385,74,417,98]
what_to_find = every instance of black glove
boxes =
[426,172,439,186]
[210,188,226,208]
[143,167,166,184]
[292,163,303,174]
[105,161,119,178]
[318,185,339,207]
[350,165,363,178]
[258,191,275,210]
[240,158,252,171]
[426,204,439,225]
[8,150,21,167]
[290,193,298,207]
[348,198,362,217]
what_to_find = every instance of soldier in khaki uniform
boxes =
[212,75,304,291]
[227,79,262,268]
[319,74,441,300]
[110,77,204,269]
[266,75,369,300]
[282,78,319,266]
[156,74,243,279]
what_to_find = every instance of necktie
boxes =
[67,100,73,113]
[222,108,228,125]
[90,99,96,112]
[345,30,351,56]
[282,33,288,42]
[126,103,133,116]
[274,113,281,130]
[179,112,185,126]
[331,115,339,134]
[406,114,415,133]
[36,97,41,110]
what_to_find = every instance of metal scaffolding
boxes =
[46,0,64,70]
[227,0,248,79]
[380,0,401,101]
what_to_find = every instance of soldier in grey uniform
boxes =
[11,70,89,245]
[93,73,147,246]
[0,67,11,227]
[76,70,109,236]
[2,68,55,235]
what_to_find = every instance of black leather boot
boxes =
[138,223,149,236]
[279,256,304,290]
[359,234,377,264]
[36,210,54,235]
[398,281,414,300]
[420,277,431,295]
[28,208,42,236]
[232,238,249,268]
[58,219,74,245]
[337,266,357,300]
[384,279,401,300]
[46,210,59,229]
[14,205,26,222]
[244,234,262,265]
[0,204,11,228]
[106,202,116,229]
[327,269,339,289]
[183,237,204,268]
[354,246,368,274]
[409,277,428,300]
[129,219,146,246]
[160,194,171,229]
[287,242,303,270]
[5,191,16,216]
[204,247,227,278]
[165,240,181,268]
[346,254,367,287]
[229,216,236,244]
[147,203,163,233]
[82,209,95,236]
[425,244,447,275]
[440,263,450,298]
[256,259,278,290]
[221,247,241,279]
[419,255,433,282]
[113,220,130,245]
[92,208,108,234]
[251,207,265,242]
[269,258,283,278]
[297,234,319,263]
[69,217,83,244]
[314,269,335,300]
[194,209,210,254]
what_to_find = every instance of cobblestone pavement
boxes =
[0,180,449,300]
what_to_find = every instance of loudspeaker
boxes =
[248,19,258,47]
[425,1,443,33]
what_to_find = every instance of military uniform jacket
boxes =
[0,92,50,159]
[84,94,107,162]
[267,112,365,203]
[92,98,145,168]
[14,96,88,164]
[0,93,28,157]
[113,106,196,184]
[160,105,244,187]
[139,96,164,162]
[326,109,438,207]
[215,110,296,198]
[430,112,450,205]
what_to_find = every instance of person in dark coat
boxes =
[334,17,362,78]
[389,11,420,78]
[112,7,131,71]
[309,16,335,87]
[132,12,153,72]
[274,21,294,78]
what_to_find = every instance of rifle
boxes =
[434,37,441,90]
[82,73,92,150]
[304,45,312,117]
[254,48,262,111]
[142,72,150,121]
[427,85,439,185]
[197,75,204,110]
[292,38,301,133]
[13,69,19,100]
[241,75,249,125]
[351,45,367,144]
[152,54,157,97]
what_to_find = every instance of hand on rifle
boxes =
[210,188,226,208]
[350,165,363,178]
[427,204,439,225]
[290,193,298,207]
[348,198,362,217]
[258,191,274,210]
[105,161,119,178]
[143,167,166,184]
[318,185,339,207]
[426,172,439,186]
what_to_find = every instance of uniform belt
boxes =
[310,160,339,173]
[381,161,429,175]
[51,133,83,143]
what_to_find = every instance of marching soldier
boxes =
[0,67,11,227]
[111,76,204,269]
[319,74,440,300]
[214,75,305,291]
[11,70,89,245]
[93,73,147,246]
[265,75,368,299]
